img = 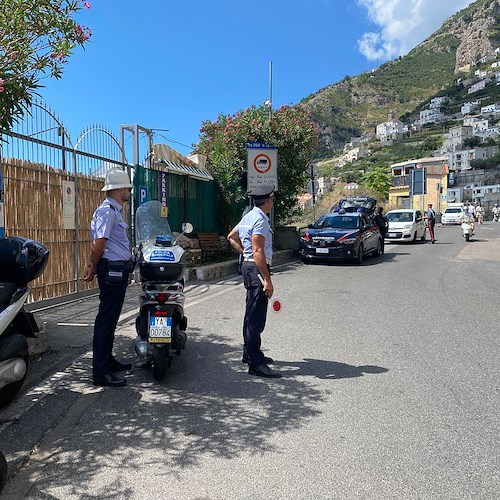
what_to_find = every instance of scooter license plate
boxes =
[148,316,172,343]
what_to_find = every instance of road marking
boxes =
[56,322,93,327]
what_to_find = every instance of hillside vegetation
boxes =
[300,0,499,157]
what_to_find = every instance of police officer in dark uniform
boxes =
[84,168,134,387]
[227,183,281,378]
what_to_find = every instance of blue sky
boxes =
[39,0,472,158]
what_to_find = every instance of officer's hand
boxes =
[83,264,96,282]
[263,279,273,299]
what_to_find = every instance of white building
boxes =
[376,119,404,142]
[474,69,488,78]
[445,125,473,152]
[461,101,480,115]
[420,109,445,125]
[468,79,489,94]
[448,145,499,171]
[346,145,369,162]
[429,96,447,109]
[317,176,332,196]
[472,119,489,133]
[480,103,500,114]
[476,126,500,139]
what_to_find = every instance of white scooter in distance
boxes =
[461,215,474,242]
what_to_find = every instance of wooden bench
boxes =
[197,232,232,260]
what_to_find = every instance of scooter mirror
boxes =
[182,222,193,234]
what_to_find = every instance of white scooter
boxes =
[133,201,193,381]
[461,218,474,242]
[0,237,49,408]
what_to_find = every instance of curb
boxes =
[185,249,298,283]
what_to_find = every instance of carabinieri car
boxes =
[299,207,383,264]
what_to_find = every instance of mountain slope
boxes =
[301,0,500,157]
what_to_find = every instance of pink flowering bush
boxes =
[0,0,92,134]
[195,105,319,227]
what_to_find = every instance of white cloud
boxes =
[357,0,473,61]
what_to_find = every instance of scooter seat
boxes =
[0,282,19,306]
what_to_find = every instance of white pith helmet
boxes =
[101,168,133,191]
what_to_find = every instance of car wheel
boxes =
[372,239,382,257]
[356,244,364,265]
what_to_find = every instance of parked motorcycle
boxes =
[461,219,474,242]
[0,237,49,408]
[133,201,193,381]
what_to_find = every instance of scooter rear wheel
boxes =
[152,346,169,382]
[0,353,29,409]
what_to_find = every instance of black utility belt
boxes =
[100,258,134,273]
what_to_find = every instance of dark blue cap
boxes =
[248,183,275,200]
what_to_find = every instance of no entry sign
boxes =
[247,142,278,191]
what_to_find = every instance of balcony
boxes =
[391,175,409,187]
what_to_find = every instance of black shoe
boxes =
[108,359,133,372]
[93,373,127,387]
[248,364,282,378]
[242,355,274,365]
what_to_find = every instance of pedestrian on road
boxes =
[373,206,388,252]
[227,183,282,378]
[427,203,436,243]
[83,168,134,387]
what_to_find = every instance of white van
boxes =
[385,209,426,242]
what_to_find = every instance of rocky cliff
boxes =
[302,0,500,156]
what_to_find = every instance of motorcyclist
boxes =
[461,208,475,235]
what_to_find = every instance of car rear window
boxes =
[444,208,462,214]
[387,212,414,222]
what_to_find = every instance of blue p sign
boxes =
[139,186,148,205]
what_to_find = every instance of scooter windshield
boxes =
[135,201,173,244]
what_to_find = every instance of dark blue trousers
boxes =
[92,259,129,379]
[242,262,269,366]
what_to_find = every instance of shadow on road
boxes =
[275,358,389,379]
[2,330,327,498]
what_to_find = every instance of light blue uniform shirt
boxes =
[238,206,273,260]
[90,197,131,261]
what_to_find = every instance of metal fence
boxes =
[0,99,222,303]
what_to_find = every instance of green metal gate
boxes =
[133,165,221,234]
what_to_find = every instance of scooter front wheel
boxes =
[152,345,169,382]
[0,353,29,409]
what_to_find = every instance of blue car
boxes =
[299,197,383,264]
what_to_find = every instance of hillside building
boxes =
[420,108,445,125]
[480,103,500,114]
[376,119,404,143]
[444,125,473,152]
[345,145,369,162]
[388,156,448,212]
[461,101,480,115]
[448,145,499,171]
[429,96,447,109]
[468,79,490,94]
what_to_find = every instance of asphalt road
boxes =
[1,222,499,499]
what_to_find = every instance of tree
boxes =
[195,105,319,228]
[0,0,92,135]
[361,164,392,200]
